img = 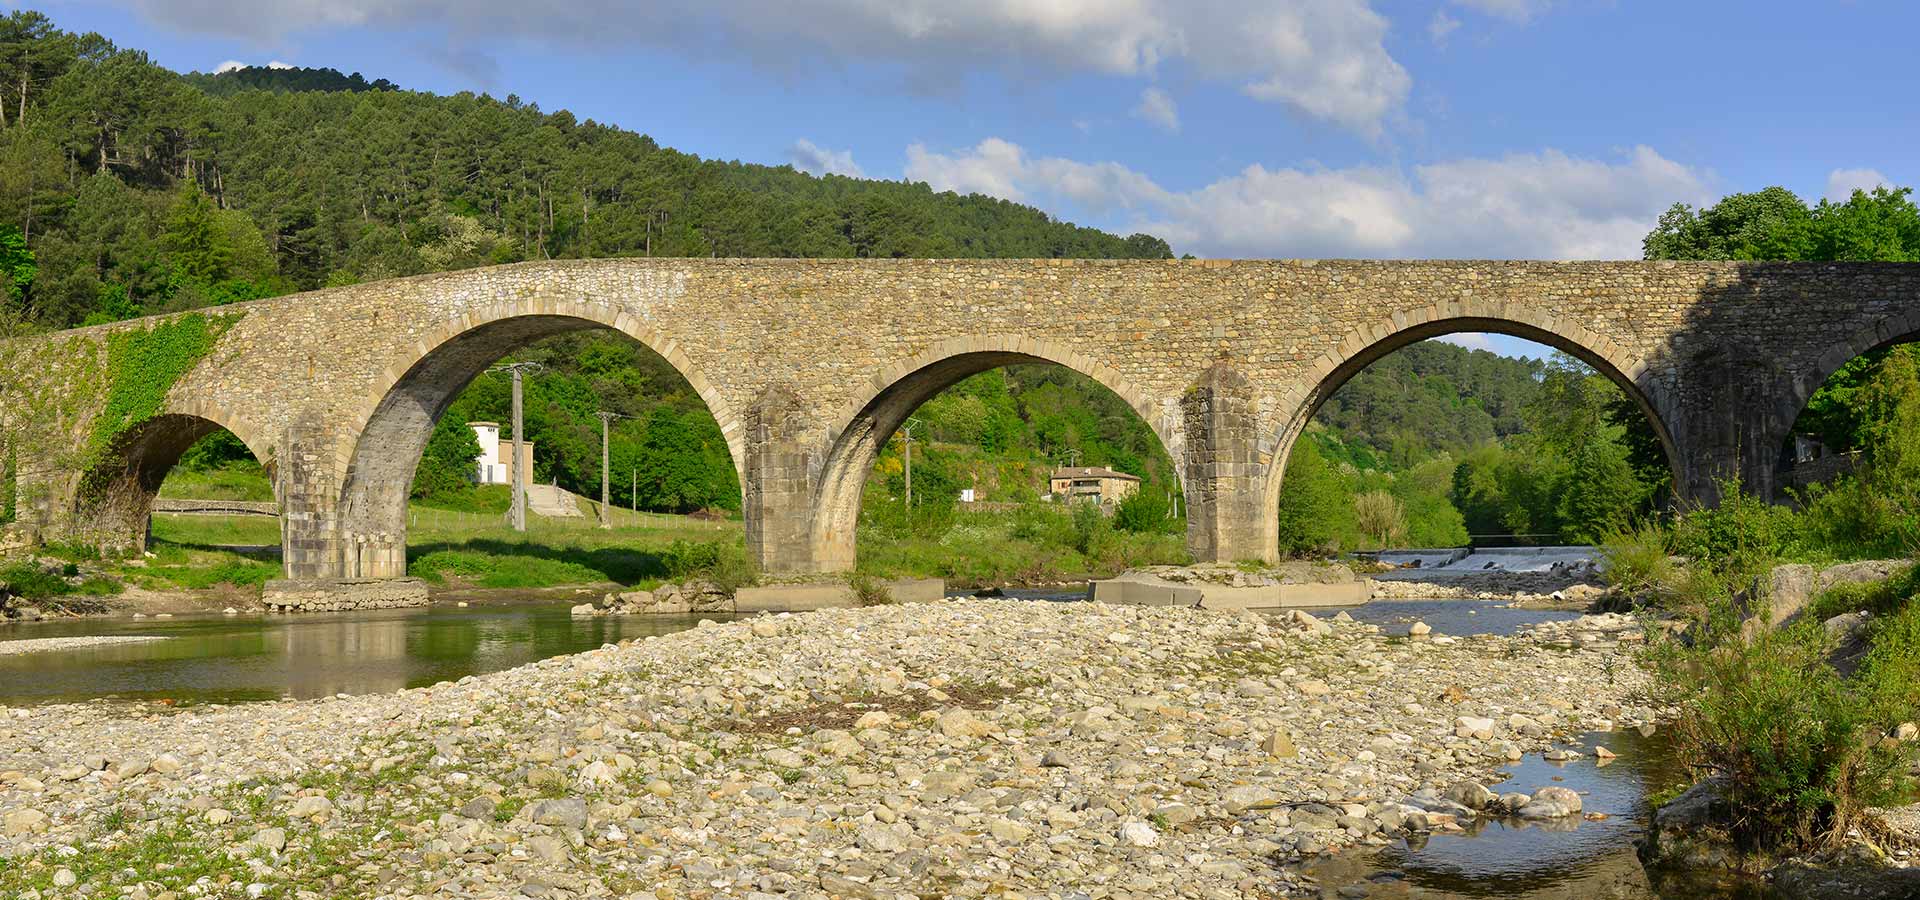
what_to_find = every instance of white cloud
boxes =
[1434,333,1495,351]
[1451,0,1554,22]
[212,59,297,73]
[1131,87,1179,133]
[130,0,1411,135]
[1428,11,1461,44]
[1825,167,1889,202]
[788,139,865,178]
[905,139,1710,259]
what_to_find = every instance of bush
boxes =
[1669,480,1800,595]
[1112,488,1175,534]
[1352,490,1407,549]
[847,571,892,606]
[0,450,15,526]
[0,562,121,600]
[1652,612,1916,854]
[1599,520,1674,600]
[1008,502,1074,546]
[1806,562,1920,623]
[1795,477,1920,561]
[659,539,756,594]
[1071,502,1110,556]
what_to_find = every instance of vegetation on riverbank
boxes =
[1638,539,1919,857]
[62,487,1189,599]
[1600,272,1920,860]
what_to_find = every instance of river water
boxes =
[0,590,1775,897]
[0,600,726,705]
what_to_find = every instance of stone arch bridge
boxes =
[3,258,1916,581]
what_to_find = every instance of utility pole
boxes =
[488,362,544,532]
[899,418,924,508]
[594,411,633,529]
[631,467,637,512]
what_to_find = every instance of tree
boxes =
[162,183,231,284]
[0,223,32,309]
[1852,348,1920,518]
[1642,187,1814,261]
[1276,438,1349,556]
[1555,439,1642,543]
[412,416,481,499]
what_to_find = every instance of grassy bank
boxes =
[855,503,1189,586]
[136,502,740,592]
[88,493,1187,597]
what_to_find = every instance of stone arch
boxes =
[333,297,742,578]
[73,407,276,554]
[804,335,1181,573]
[1778,305,1920,440]
[1265,306,1681,514]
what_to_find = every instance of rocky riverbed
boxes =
[0,635,169,656]
[0,600,1658,898]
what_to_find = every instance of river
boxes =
[0,600,729,705]
[0,589,1776,898]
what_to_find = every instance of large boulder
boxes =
[1637,778,1752,874]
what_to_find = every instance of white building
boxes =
[469,422,534,485]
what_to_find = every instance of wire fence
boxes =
[406,501,738,535]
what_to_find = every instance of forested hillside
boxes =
[0,11,1181,524]
[1312,341,1543,469]
[0,11,1169,331]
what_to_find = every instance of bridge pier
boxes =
[1181,364,1278,565]
[743,385,827,574]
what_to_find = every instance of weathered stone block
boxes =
[261,578,430,613]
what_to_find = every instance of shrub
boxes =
[0,562,122,601]
[660,539,756,594]
[1008,502,1074,546]
[1652,612,1915,854]
[1352,490,1407,549]
[1070,502,1110,556]
[1669,481,1800,578]
[847,571,892,606]
[1599,520,1674,601]
[1113,488,1175,534]
[1804,563,1919,624]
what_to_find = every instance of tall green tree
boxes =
[1275,437,1349,556]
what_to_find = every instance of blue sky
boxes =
[22,1,1916,357]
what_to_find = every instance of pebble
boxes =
[0,599,1658,898]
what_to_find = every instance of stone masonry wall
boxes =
[4,258,1919,576]
[260,578,431,613]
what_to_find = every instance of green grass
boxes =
[1805,563,1920,623]
[117,465,1190,595]
[154,462,275,502]
[855,503,1189,586]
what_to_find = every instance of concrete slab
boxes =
[734,578,945,612]
[1087,572,1370,610]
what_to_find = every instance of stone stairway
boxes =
[524,484,585,518]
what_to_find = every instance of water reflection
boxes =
[0,602,723,705]
[1304,728,1778,899]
